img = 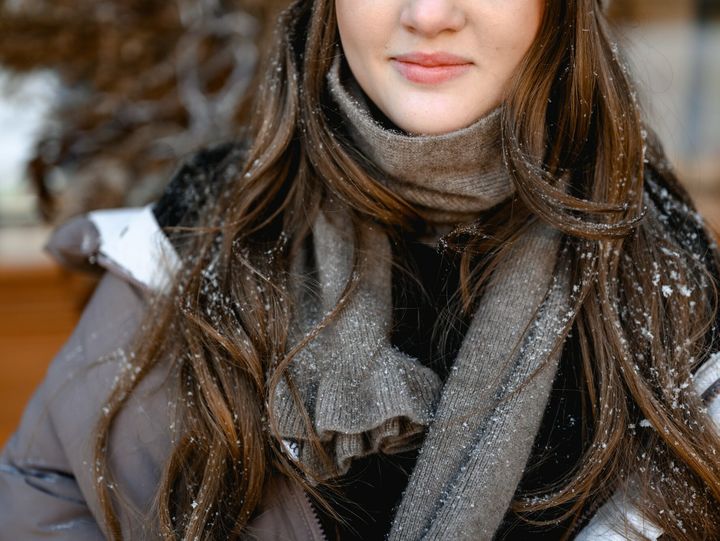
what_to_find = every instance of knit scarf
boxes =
[271,56,575,540]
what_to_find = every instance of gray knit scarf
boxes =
[271,56,575,540]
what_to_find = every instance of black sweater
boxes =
[313,236,589,540]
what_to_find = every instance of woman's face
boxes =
[335,0,544,135]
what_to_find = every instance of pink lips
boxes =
[391,52,473,85]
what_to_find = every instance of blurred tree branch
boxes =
[0,0,289,222]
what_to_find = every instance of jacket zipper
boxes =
[303,490,329,541]
[567,496,605,539]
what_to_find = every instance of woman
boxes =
[2,0,720,539]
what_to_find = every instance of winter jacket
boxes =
[2,143,720,540]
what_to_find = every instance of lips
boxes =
[391,52,473,85]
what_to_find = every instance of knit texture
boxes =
[327,58,513,225]
[271,54,575,539]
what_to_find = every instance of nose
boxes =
[400,0,466,38]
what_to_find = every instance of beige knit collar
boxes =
[326,55,515,225]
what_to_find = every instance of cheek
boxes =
[335,2,391,59]
[489,1,543,81]
[335,0,360,46]
[336,1,398,109]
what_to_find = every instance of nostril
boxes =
[400,2,466,37]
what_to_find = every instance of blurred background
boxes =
[0,0,718,445]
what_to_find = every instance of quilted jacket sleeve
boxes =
[0,141,244,539]
[0,273,147,540]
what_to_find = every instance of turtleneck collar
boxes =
[326,54,515,225]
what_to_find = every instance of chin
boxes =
[391,110,483,136]
[380,92,492,136]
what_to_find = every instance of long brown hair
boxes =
[92,0,720,539]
